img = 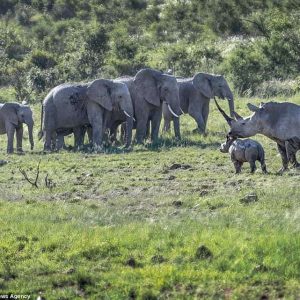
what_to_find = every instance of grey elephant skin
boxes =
[163,73,234,139]
[118,68,182,144]
[220,136,267,174]
[0,102,34,153]
[105,109,133,147]
[216,100,300,173]
[40,79,134,151]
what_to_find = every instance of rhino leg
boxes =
[285,140,300,169]
[277,143,289,173]
[233,161,242,174]
[249,160,257,173]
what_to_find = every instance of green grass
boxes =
[0,95,300,299]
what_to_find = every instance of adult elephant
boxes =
[162,73,234,139]
[118,68,182,144]
[0,102,34,153]
[39,79,134,151]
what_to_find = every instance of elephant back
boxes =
[52,84,89,128]
[53,84,87,107]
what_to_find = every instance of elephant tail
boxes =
[38,103,44,140]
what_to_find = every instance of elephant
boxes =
[162,73,234,139]
[39,79,134,151]
[105,109,134,148]
[53,126,91,150]
[118,68,182,144]
[0,102,34,153]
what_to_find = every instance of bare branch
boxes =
[19,160,41,188]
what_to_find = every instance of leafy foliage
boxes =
[1,0,300,99]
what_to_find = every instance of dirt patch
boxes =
[172,200,183,207]
[169,163,192,170]
[240,193,258,204]
[195,245,213,260]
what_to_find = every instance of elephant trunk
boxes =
[27,121,34,150]
[124,114,133,148]
[38,104,44,140]
[166,89,182,118]
[227,91,235,117]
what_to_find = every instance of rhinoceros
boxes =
[220,136,267,174]
[215,99,300,173]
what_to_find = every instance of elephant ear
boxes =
[0,103,19,126]
[87,79,113,111]
[133,68,160,107]
[193,73,213,99]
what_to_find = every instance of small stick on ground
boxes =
[19,160,41,188]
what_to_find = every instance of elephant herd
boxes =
[39,68,234,151]
[1,67,299,173]
[0,68,235,153]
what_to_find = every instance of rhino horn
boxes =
[233,111,243,120]
[214,97,234,126]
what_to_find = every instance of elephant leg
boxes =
[202,101,210,134]
[16,125,23,153]
[173,117,181,140]
[87,103,104,148]
[277,143,289,173]
[44,130,53,151]
[189,110,206,134]
[86,126,93,144]
[73,127,85,149]
[151,108,162,143]
[144,119,151,140]
[6,125,15,154]
[110,122,119,144]
[56,133,65,151]
[135,117,148,144]
[163,119,171,132]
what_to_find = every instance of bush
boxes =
[30,50,57,69]
[15,4,34,26]
[255,78,300,98]
[222,42,269,95]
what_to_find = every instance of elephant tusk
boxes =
[180,108,184,114]
[168,104,179,118]
[123,110,136,122]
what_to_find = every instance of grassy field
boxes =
[0,95,299,299]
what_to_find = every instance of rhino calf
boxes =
[220,136,267,174]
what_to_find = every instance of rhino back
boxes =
[261,102,300,141]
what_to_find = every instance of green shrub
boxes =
[222,42,268,95]
[30,50,57,69]
[15,3,34,26]
[255,78,300,98]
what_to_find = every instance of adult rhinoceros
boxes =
[215,99,300,173]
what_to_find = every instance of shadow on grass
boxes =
[137,137,220,152]
[29,136,221,155]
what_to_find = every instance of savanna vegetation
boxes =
[0,97,300,299]
[1,0,300,299]
[1,0,300,103]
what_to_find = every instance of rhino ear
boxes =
[247,103,260,112]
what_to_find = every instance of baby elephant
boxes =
[0,102,34,153]
[220,136,267,174]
